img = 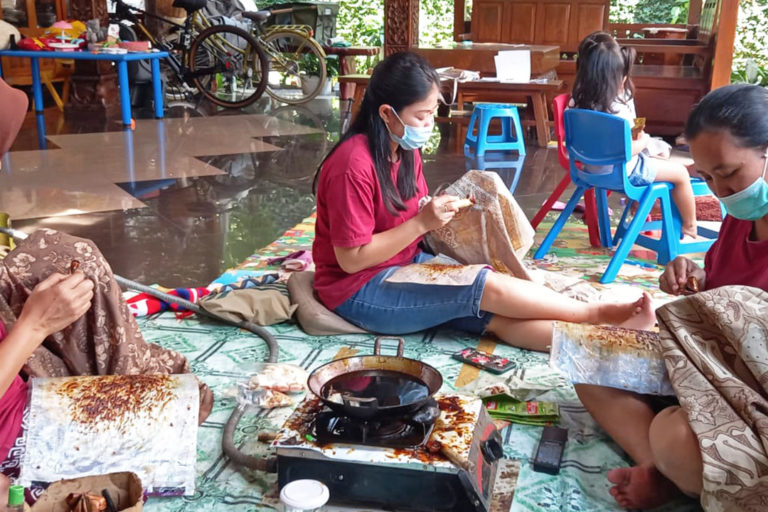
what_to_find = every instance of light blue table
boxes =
[0,49,169,126]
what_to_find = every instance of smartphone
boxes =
[452,348,516,374]
[532,426,568,475]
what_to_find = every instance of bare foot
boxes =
[607,464,682,509]
[619,292,656,330]
[681,224,698,239]
[594,292,656,330]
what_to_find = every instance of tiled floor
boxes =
[3,92,581,287]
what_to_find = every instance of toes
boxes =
[607,467,630,485]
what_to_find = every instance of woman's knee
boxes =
[649,406,702,495]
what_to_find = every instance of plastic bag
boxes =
[550,322,675,396]
[237,363,308,409]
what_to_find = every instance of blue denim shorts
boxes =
[334,252,493,335]
[628,153,658,186]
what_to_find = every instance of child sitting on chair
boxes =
[570,31,698,239]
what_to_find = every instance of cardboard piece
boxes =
[30,472,143,512]
[494,50,531,83]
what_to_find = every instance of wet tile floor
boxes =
[3,92,589,287]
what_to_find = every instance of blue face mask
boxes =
[387,110,433,151]
[719,151,768,221]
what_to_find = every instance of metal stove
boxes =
[273,393,506,512]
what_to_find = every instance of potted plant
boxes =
[300,53,337,96]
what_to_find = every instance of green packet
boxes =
[483,394,560,424]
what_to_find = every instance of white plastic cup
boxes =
[280,479,330,512]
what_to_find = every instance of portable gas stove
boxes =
[273,393,505,512]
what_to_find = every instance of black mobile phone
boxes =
[452,348,516,374]
[532,426,568,475]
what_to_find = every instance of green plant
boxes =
[335,0,384,70]
[419,0,454,46]
[299,52,324,76]
[731,0,768,86]
[326,54,340,77]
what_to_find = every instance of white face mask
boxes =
[386,110,434,151]
[718,149,768,221]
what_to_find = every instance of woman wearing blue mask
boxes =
[576,84,768,511]
[311,52,654,349]
[659,83,768,294]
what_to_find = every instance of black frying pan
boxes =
[307,337,443,420]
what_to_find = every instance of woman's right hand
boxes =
[659,256,707,296]
[16,272,94,339]
[416,194,460,232]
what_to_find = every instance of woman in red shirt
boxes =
[313,52,655,351]
[578,84,768,510]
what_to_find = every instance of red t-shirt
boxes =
[313,134,428,310]
[0,321,27,462]
[704,215,768,292]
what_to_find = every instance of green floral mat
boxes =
[138,214,702,512]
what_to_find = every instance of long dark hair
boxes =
[314,52,440,215]
[571,31,636,114]
[685,84,768,150]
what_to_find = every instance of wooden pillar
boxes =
[65,0,120,119]
[710,0,739,88]
[384,0,420,55]
[687,0,702,26]
[454,0,465,41]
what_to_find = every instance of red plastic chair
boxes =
[530,93,602,247]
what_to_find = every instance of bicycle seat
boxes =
[242,10,270,23]
[172,0,206,13]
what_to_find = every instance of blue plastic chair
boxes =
[465,152,526,195]
[464,104,526,158]
[533,109,718,283]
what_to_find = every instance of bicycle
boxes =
[242,7,328,105]
[112,0,268,108]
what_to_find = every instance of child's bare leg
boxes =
[650,406,703,496]
[480,273,656,328]
[576,384,682,509]
[0,473,9,508]
[654,159,697,238]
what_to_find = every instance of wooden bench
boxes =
[337,73,370,121]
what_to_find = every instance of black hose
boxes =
[222,404,278,472]
[2,226,280,471]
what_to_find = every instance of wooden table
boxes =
[413,43,560,77]
[323,45,380,100]
[457,79,564,147]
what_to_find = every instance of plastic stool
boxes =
[464,104,526,158]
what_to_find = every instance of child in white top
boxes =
[570,31,698,239]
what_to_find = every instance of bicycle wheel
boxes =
[188,24,268,108]
[262,29,327,105]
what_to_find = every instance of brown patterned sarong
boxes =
[657,286,768,512]
[0,229,213,422]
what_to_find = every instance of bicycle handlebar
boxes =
[268,4,317,16]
